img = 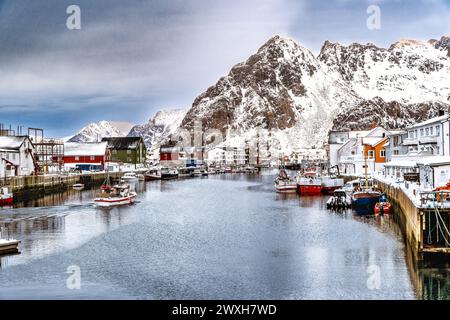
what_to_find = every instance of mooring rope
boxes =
[434,206,450,247]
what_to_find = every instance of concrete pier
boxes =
[376,179,450,267]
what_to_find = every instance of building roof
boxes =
[408,115,449,129]
[362,137,387,147]
[0,136,29,150]
[383,160,417,168]
[64,142,108,156]
[417,156,450,166]
[102,137,143,150]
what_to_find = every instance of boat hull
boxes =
[161,174,178,180]
[298,185,323,195]
[352,193,381,214]
[94,194,136,207]
[144,174,161,181]
[0,196,13,206]
[275,184,298,193]
[374,202,391,215]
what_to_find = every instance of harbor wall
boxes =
[375,179,422,261]
[2,170,146,202]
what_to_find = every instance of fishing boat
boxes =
[72,183,85,191]
[275,169,297,193]
[351,157,381,214]
[0,187,13,206]
[321,176,345,194]
[296,171,323,195]
[161,168,179,180]
[326,189,352,209]
[144,169,162,181]
[94,172,137,207]
[192,169,202,177]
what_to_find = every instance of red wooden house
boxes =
[61,142,109,170]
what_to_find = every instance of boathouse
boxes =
[102,137,146,167]
[61,142,109,172]
[0,136,37,178]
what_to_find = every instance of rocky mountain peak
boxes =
[434,36,450,56]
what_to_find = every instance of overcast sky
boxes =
[0,0,449,137]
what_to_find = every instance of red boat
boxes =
[374,202,391,215]
[0,187,13,206]
[296,171,323,195]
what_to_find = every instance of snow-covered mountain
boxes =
[68,121,133,143]
[127,109,187,149]
[177,35,450,153]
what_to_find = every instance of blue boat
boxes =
[352,191,381,214]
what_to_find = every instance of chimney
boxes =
[371,122,377,129]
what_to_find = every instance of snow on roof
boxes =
[64,142,107,156]
[362,137,386,147]
[416,156,450,166]
[0,136,27,150]
[408,115,449,129]
[383,160,417,168]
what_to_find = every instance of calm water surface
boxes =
[0,171,449,299]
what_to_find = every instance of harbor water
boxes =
[0,170,449,299]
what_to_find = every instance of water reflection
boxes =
[0,173,448,299]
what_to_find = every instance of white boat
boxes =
[326,189,352,209]
[72,183,85,190]
[0,227,20,255]
[275,169,297,193]
[94,183,137,207]
[121,172,139,181]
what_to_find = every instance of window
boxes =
[380,149,386,158]
[127,157,132,162]
[368,150,375,159]
[426,128,429,136]
[75,156,80,161]
[90,156,95,161]
[408,131,414,138]
[415,130,418,138]
[430,127,434,136]
[436,146,440,155]
[420,128,424,137]
[127,150,132,154]
[112,150,117,155]
[436,125,441,136]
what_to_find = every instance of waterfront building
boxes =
[336,126,396,176]
[0,136,37,178]
[102,137,146,167]
[61,142,109,172]
[160,141,204,168]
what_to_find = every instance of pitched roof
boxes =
[64,142,107,156]
[102,137,143,149]
[0,136,28,150]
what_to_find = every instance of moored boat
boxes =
[296,171,323,195]
[144,169,161,181]
[161,168,179,180]
[374,202,391,215]
[275,169,297,193]
[327,189,352,209]
[72,183,85,190]
[0,187,13,207]
[321,176,345,194]
[122,172,139,181]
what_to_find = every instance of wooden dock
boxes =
[1,170,147,202]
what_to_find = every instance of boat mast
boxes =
[364,150,368,190]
